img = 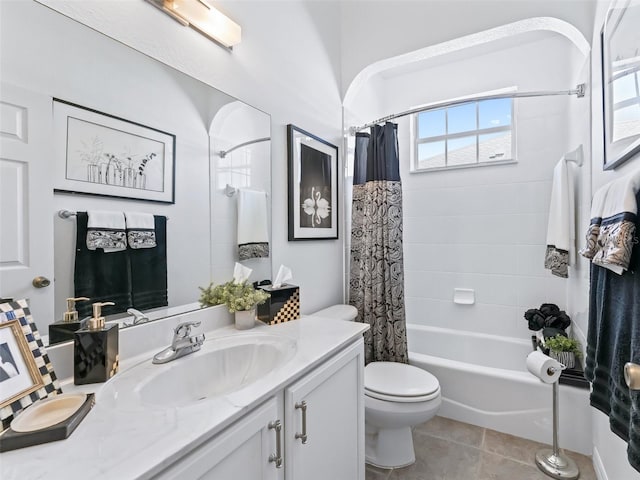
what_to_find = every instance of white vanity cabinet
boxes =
[156,338,364,480]
[155,396,283,480]
[284,339,365,480]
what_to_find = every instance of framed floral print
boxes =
[287,124,338,240]
[53,99,176,203]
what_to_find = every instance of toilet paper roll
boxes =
[526,350,563,384]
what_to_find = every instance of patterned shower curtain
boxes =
[349,122,408,365]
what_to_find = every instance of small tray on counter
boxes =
[0,393,95,452]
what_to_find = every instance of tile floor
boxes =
[365,416,597,480]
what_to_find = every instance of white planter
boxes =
[235,309,256,330]
[550,350,575,369]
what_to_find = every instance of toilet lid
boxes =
[365,362,439,398]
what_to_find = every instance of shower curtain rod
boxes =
[218,137,270,158]
[349,83,586,135]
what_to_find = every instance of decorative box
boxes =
[256,284,300,325]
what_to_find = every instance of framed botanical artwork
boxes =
[287,124,339,240]
[601,0,640,170]
[0,300,61,430]
[53,99,176,203]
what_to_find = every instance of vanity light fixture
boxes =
[146,0,241,49]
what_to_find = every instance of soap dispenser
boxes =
[48,297,90,345]
[74,301,119,385]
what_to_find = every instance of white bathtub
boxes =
[407,324,592,455]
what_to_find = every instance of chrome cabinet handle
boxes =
[268,420,283,468]
[624,362,640,390]
[295,401,308,444]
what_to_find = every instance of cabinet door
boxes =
[155,397,284,480]
[284,339,364,480]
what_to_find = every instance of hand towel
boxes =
[75,212,132,318]
[130,215,168,310]
[86,210,126,253]
[544,157,575,278]
[580,169,640,274]
[237,188,269,260]
[124,211,156,249]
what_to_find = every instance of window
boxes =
[411,95,515,171]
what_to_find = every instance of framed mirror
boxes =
[1,1,271,343]
[602,0,640,170]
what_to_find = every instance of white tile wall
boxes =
[366,35,584,342]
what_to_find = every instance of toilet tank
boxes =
[311,304,358,321]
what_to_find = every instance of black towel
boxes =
[585,191,640,473]
[129,215,168,311]
[74,212,132,318]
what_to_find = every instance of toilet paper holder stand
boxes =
[535,364,580,480]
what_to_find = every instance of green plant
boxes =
[545,335,581,356]
[199,281,270,313]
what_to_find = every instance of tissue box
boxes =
[257,284,300,325]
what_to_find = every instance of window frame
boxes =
[410,93,517,173]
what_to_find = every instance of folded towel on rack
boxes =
[86,210,126,253]
[130,215,168,310]
[124,212,156,249]
[544,157,575,278]
[237,188,269,260]
[580,170,640,274]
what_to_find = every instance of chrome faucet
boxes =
[152,320,206,364]
[127,308,150,325]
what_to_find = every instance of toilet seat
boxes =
[365,362,440,403]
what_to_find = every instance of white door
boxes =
[0,83,53,321]
[285,339,365,480]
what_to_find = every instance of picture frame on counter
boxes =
[0,300,62,430]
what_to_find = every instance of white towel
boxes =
[544,157,575,278]
[580,169,640,274]
[86,210,126,252]
[124,212,156,249]
[237,188,269,260]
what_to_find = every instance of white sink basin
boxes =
[98,332,297,409]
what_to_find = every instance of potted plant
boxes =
[544,335,581,369]
[199,281,270,330]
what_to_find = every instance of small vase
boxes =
[235,309,255,330]
[550,350,575,369]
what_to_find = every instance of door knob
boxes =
[624,362,640,390]
[32,276,51,288]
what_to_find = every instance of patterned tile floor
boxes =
[366,416,597,480]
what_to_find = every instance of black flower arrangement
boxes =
[524,303,571,340]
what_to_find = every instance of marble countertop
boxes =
[1,316,367,480]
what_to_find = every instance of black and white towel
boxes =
[544,157,575,278]
[580,170,640,274]
[124,212,156,249]
[86,210,126,252]
[237,188,269,260]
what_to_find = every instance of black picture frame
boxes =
[287,124,339,241]
[53,99,176,203]
[601,0,640,170]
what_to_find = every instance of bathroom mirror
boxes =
[1,1,271,342]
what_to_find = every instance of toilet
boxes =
[311,305,442,469]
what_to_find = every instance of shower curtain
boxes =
[349,122,408,364]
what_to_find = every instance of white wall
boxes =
[339,0,597,98]
[580,1,640,478]
[16,0,346,316]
